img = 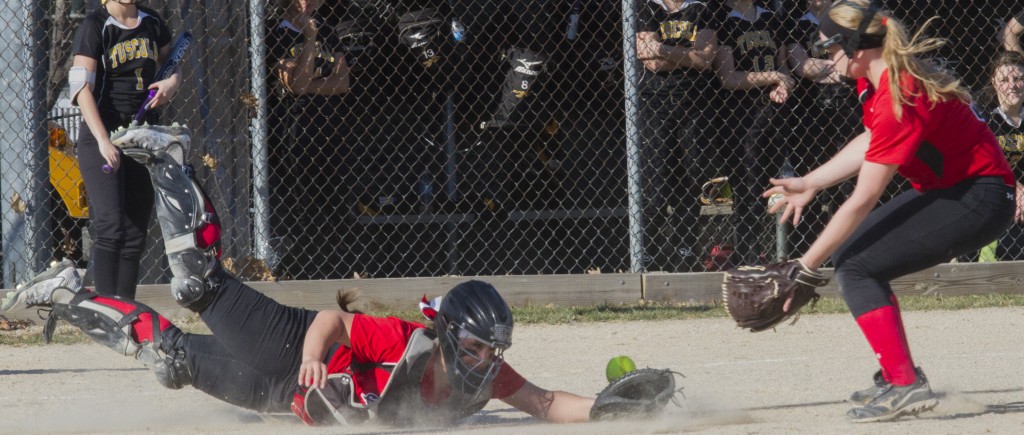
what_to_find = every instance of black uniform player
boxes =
[635,0,716,272]
[976,51,1024,261]
[784,0,863,257]
[710,0,796,264]
[69,0,180,298]
[266,0,351,278]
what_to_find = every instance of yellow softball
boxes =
[605,355,637,382]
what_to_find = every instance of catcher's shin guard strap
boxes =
[52,292,159,357]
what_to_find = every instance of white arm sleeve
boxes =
[68,66,95,106]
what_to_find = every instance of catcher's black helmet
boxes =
[435,280,513,399]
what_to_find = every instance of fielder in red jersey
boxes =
[761,0,1015,423]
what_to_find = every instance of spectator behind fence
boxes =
[709,0,796,265]
[784,0,863,257]
[973,51,1024,262]
[267,0,351,278]
[634,0,716,272]
[70,0,180,299]
[1000,8,1023,53]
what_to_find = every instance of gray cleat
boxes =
[1,259,84,310]
[110,123,191,165]
[847,370,938,422]
[849,367,927,405]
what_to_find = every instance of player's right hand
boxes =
[298,358,328,389]
[763,176,817,226]
[99,140,120,173]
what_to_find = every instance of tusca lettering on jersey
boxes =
[109,37,158,69]
[998,133,1024,166]
[659,20,697,42]
[736,30,777,55]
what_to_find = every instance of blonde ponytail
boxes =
[829,1,971,120]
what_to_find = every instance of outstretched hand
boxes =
[763,176,818,226]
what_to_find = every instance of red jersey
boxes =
[857,72,1014,191]
[325,314,526,405]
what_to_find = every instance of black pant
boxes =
[162,269,317,412]
[835,177,1015,317]
[637,86,705,271]
[77,125,153,299]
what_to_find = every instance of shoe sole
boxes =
[1,261,77,310]
[851,397,939,423]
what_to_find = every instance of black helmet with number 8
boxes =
[435,280,513,400]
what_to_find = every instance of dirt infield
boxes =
[2,307,1024,434]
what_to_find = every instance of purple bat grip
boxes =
[133,90,158,125]
[101,164,114,174]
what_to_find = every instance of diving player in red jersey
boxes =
[761,0,1015,422]
[3,266,600,426]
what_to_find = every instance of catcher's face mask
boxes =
[440,326,507,400]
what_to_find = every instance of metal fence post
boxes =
[621,0,644,272]
[248,0,274,268]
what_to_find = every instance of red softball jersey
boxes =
[325,314,526,405]
[857,72,1013,191]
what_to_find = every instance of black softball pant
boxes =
[834,177,1015,317]
[161,269,317,412]
[77,126,153,299]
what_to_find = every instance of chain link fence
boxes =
[1,0,1022,286]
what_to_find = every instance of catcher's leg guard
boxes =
[481,48,548,129]
[111,124,223,312]
[50,293,193,389]
[398,8,444,69]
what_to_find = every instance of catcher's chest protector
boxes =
[304,328,489,426]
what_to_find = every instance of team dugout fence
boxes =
[0,0,1020,287]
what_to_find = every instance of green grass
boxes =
[4,293,1024,346]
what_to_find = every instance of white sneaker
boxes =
[110,123,191,165]
[1,259,83,310]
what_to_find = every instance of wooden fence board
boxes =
[3,261,1022,323]
[1,274,643,322]
[644,261,1024,303]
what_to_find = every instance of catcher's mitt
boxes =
[590,368,682,420]
[722,260,829,332]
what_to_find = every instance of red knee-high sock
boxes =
[877,294,913,383]
[855,303,917,386]
[91,295,173,344]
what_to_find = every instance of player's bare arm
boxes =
[637,29,716,72]
[713,44,793,91]
[71,54,120,171]
[765,130,871,225]
[501,380,594,423]
[1001,15,1023,53]
[787,42,838,82]
[277,13,319,94]
[801,161,896,269]
[298,310,355,389]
